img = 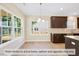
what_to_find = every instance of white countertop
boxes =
[65,36,79,41]
[49,28,79,34]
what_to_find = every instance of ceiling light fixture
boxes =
[37,3,45,23]
[37,18,41,22]
[60,8,63,11]
[42,20,45,22]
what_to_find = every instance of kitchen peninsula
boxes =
[65,36,79,56]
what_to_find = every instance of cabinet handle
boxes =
[71,41,75,45]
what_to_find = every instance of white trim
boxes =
[0,5,22,19]
[0,37,24,48]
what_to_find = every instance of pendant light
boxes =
[37,3,45,23]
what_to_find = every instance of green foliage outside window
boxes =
[14,16,21,27]
[15,28,21,36]
[2,16,11,26]
[2,16,8,26]
[2,27,11,36]
[2,16,11,36]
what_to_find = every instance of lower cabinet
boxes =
[50,33,79,43]
[65,37,79,56]
[51,34,66,43]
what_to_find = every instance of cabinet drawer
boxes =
[53,34,65,43]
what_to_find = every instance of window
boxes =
[0,27,1,44]
[1,12,12,43]
[32,21,38,32]
[0,9,22,44]
[32,20,49,34]
[14,16,21,37]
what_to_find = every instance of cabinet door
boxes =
[77,18,79,28]
[53,34,65,43]
[51,16,67,28]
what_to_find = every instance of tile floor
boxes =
[20,41,65,49]
[15,42,67,56]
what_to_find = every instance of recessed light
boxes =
[60,8,63,11]
[42,20,45,22]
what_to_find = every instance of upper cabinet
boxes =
[77,17,79,28]
[51,16,67,28]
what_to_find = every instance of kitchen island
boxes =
[65,36,79,56]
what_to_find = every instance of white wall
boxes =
[26,16,50,42]
[67,16,77,29]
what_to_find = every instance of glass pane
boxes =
[15,28,21,37]
[14,16,21,37]
[2,16,8,26]
[32,20,49,33]
[8,16,11,26]
[14,16,21,27]
[14,16,17,27]
[2,27,11,36]
[2,16,11,26]
[2,27,11,43]
[32,21,38,32]
[17,18,21,27]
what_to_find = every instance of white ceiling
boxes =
[15,3,79,16]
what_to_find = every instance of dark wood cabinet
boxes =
[51,34,66,43]
[51,16,67,28]
[50,16,67,43]
[51,33,79,43]
[65,37,79,56]
[77,17,79,28]
[73,33,79,35]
